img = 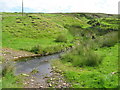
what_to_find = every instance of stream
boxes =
[13,53,62,87]
[14,53,61,75]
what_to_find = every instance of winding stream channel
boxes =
[13,53,62,87]
[14,53,61,75]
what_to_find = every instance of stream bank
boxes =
[2,48,71,88]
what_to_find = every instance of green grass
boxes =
[1,57,23,88]
[2,14,76,54]
[52,44,118,88]
[2,72,23,88]
[2,13,118,52]
[2,32,59,49]
[2,12,119,88]
[0,56,2,89]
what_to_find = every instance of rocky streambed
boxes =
[2,48,71,88]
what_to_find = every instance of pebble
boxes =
[44,60,48,62]
[52,66,55,69]
[14,57,18,59]
[49,83,52,87]
[21,73,29,77]
[50,78,53,81]
[111,72,116,74]
[3,54,6,56]
[24,82,27,84]
[80,69,83,71]
[39,86,43,88]
[58,85,61,88]
[31,79,34,82]
[19,56,22,57]
[63,83,67,86]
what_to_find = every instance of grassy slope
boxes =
[52,43,118,88]
[2,13,117,51]
[2,13,75,51]
[2,13,118,88]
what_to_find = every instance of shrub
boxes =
[55,34,67,43]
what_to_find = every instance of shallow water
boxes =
[14,53,61,78]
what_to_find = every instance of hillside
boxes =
[2,13,118,52]
[1,12,119,88]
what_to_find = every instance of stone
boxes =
[39,86,43,88]
[24,82,27,84]
[52,66,55,69]
[31,79,34,82]
[111,72,116,74]
[49,83,52,87]
[21,73,29,77]
[44,60,48,62]
[63,83,66,86]
[14,57,18,59]
[50,78,53,81]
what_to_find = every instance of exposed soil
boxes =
[2,48,36,62]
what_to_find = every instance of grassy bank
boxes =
[52,43,118,88]
[1,57,23,88]
[51,27,118,88]
[2,70,23,88]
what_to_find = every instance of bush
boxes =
[55,34,67,43]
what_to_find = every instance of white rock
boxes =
[50,78,53,81]
[21,73,29,77]
[49,83,52,87]
[39,86,43,88]
[24,82,27,84]
[31,79,34,82]
[14,57,18,59]
[111,72,116,74]
[63,83,66,86]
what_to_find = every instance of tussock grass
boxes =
[55,34,67,43]
[61,44,103,67]
[100,31,118,47]
[2,59,23,88]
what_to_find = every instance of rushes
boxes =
[55,34,67,43]
[101,31,118,47]
[61,41,103,67]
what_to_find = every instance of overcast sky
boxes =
[0,0,119,14]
